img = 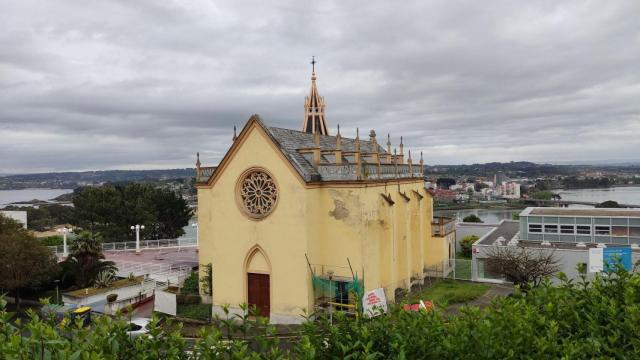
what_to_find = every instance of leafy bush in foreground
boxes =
[2,266,640,358]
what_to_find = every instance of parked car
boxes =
[126,318,151,339]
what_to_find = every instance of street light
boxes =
[191,222,199,247]
[57,227,73,257]
[54,279,60,304]
[130,224,145,253]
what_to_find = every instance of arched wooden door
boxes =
[247,273,270,317]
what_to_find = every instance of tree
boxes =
[0,214,59,309]
[60,231,115,288]
[436,177,456,189]
[73,183,193,241]
[460,235,479,258]
[596,200,621,208]
[485,246,560,290]
[462,214,483,223]
[530,190,553,200]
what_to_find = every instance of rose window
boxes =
[238,170,278,219]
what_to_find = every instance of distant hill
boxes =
[0,169,196,190]
[425,161,639,178]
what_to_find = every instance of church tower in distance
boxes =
[301,56,329,135]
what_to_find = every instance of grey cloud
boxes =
[1,0,639,173]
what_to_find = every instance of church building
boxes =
[195,62,447,323]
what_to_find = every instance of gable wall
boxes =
[197,124,311,321]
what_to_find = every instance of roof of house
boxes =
[523,207,640,218]
[476,220,520,246]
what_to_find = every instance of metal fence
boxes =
[424,259,475,281]
[445,259,473,281]
[115,261,192,285]
[49,237,197,256]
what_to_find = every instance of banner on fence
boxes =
[362,288,388,318]
[589,247,632,273]
[588,248,604,273]
[154,289,177,316]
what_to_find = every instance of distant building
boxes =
[472,208,640,282]
[496,182,520,199]
[0,210,27,229]
[433,189,456,202]
[494,171,507,185]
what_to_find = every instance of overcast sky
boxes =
[1,1,639,174]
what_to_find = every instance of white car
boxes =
[126,318,151,339]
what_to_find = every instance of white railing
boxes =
[50,237,197,256]
[115,261,193,285]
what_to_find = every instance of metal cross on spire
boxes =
[311,56,316,73]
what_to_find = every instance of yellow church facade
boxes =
[195,66,448,323]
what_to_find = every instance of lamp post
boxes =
[191,222,199,247]
[57,227,73,257]
[130,224,145,253]
[54,279,60,304]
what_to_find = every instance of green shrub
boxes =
[176,303,210,321]
[181,271,199,294]
[39,235,63,246]
[460,235,479,258]
[176,294,201,305]
[2,266,640,358]
[462,214,483,223]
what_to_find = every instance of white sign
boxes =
[362,288,388,318]
[154,289,177,316]
[589,248,604,273]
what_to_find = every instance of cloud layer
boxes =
[1,1,639,173]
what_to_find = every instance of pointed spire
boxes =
[355,128,360,152]
[233,126,237,141]
[301,57,328,135]
[369,130,378,153]
[399,136,404,155]
[386,134,391,153]
[408,150,412,162]
[195,152,201,182]
[336,124,342,150]
[420,151,423,165]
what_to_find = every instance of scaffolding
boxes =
[306,256,363,319]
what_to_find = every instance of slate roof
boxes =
[197,116,418,184]
[264,126,388,182]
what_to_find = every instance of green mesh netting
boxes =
[312,275,364,301]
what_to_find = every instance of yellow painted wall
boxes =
[197,121,446,322]
[197,124,311,320]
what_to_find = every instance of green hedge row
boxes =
[2,266,640,358]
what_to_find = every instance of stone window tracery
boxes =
[238,169,278,219]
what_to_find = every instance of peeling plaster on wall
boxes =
[329,199,350,220]
[327,189,363,226]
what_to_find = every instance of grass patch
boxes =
[406,280,489,306]
[177,303,211,321]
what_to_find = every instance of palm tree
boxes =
[62,231,116,288]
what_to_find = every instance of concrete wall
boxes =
[474,244,640,282]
